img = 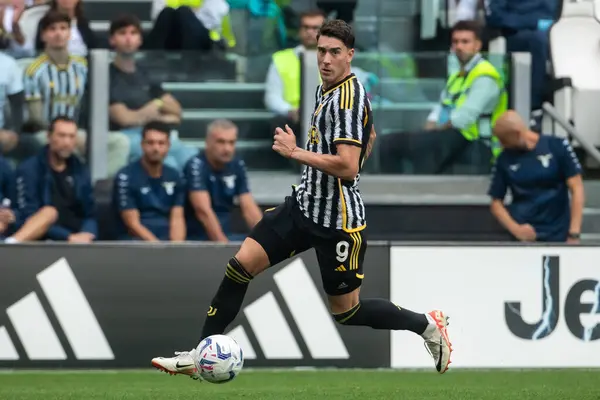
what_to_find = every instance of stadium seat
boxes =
[18,4,50,51]
[93,178,117,241]
[549,0,600,146]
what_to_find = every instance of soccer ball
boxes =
[195,334,244,384]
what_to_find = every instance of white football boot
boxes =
[421,310,453,374]
[151,348,201,380]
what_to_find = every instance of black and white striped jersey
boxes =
[294,73,373,232]
[24,54,87,123]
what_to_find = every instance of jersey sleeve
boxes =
[235,160,250,195]
[184,157,208,192]
[114,171,137,211]
[332,79,369,147]
[487,159,508,200]
[555,138,582,179]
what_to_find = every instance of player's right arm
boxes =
[488,160,535,241]
[115,172,160,242]
[184,158,229,243]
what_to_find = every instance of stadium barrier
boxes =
[0,243,598,369]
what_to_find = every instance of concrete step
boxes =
[163,83,266,109]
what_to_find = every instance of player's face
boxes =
[48,120,78,159]
[317,35,354,87]
[110,26,142,55]
[141,130,170,164]
[206,127,237,164]
[42,22,71,50]
[451,30,481,64]
[299,15,324,49]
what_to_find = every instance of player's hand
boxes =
[0,208,15,224]
[514,224,536,242]
[273,124,297,158]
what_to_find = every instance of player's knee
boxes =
[224,257,254,285]
[332,302,361,325]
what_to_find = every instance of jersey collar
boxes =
[321,73,356,98]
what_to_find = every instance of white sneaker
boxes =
[422,310,453,374]
[151,349,201,380]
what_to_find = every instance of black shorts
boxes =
[249,196,367,296]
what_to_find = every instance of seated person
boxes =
[489,111,584,243]
[0,155,17,238]
[0,50,25,160]
[486,0,559,116]
[183,119,262,242]
[108,14,195,172]
[113,121,186,242]
[4,116,97,243]
[380,20,507,174]
[24,10,129,174]
[147,0,235,51]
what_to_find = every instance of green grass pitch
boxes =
[0,369,599,400]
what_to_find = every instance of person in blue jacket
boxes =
[486,0,560,117]
[113,121,186,241]
[488,110,584,243]
[183,119,262,242]
[0,156,17,238]
[4,116,97,243]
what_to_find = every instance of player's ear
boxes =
[347,48,355,62]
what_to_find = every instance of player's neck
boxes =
[114,53,137,73]
[205,154,224,171]
[523,130,540,150]
[45,48,70,66]
[322,69,352,91]
[141,158,163,178]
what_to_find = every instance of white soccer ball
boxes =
[195,334,244,384]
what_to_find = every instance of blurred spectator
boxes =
[0,155,16,238]
[183,119,261,242]
[0,51,25,158]
[317,0,357,24]
[32,0,98,56]
[489,110,584,243]
[265,9,325,135]
[108,14,195,171]
[485,0,559,114]
[24,10,129,173]
[5,116,97,243]
[380,20,507,174]
[147,0,235,51]
[0,0,28,58]
[113,121,186,242]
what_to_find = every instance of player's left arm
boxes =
[169,173,187,241]
[557,138,585,240]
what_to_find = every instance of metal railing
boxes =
[543,102,600,165]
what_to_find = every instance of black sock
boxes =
[333,298,429,334]
[200,257,253,340]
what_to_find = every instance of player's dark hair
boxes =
[48,116,77,134]
[300,9,326,21]
[110,14,142,36]
[39,10,71,32]
[50,0,84,21]
[142,121,171,139]
[317,19,355,49]
[451,20,482,41]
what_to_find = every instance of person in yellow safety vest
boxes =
[379,20,507,175]
[148,0,235,50]
[264,9,326,135]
